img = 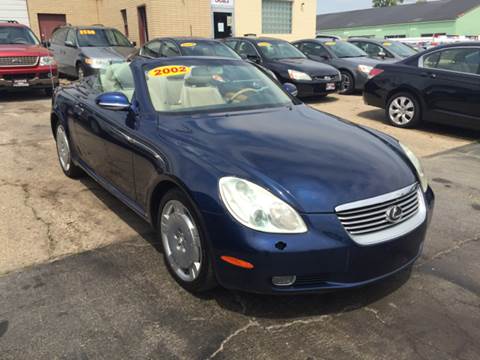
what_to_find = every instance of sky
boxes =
[317,0,420,14]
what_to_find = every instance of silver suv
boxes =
[48,25,136,79]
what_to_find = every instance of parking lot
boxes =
[0,89,479,359]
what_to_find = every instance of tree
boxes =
[373,0,404,7]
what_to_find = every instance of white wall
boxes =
[0,0,30,26]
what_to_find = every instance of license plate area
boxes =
[326,82,336,91]
[13,79,29,87]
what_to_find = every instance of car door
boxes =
[297,42,332,64]
[64,29,80,76]
[95,64,137,200]
[420,47,480,127]
[49,28,67,73]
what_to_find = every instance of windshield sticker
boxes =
[180,42,197,47]
[148,65,191,77]
[79,30,96,35]
[324,41,337,46]
[383,42,392,46]
[257,42,272,47]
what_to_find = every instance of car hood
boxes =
[0,44,51,57]
[160,105,416,213]
[273,58,339,76]
[81,46,136,60]
[336,56,381,67]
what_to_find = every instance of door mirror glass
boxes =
[96,92,131,111]
[378,51,387,59]
[64,40,76,48]
[283,83,298,97]
[247,54,261,63]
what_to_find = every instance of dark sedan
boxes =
[293,38,384,94]
[132,36,280,83]
[224,37,341,97]
[364,42,480,130]
[51,57,433,294]
[349,38,417,61]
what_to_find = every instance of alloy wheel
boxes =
[56,125,71,172]
[161,200,202,282]
[389,96,415,125]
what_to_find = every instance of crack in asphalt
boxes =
[0,139,51,147]
[416,234,480,267]
[0,180,55,257]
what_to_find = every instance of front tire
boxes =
[157,189,217,293]
[339,71,355,94]
[55,124,83,178]
[386,92,421,128]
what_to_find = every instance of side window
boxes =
[100,63,135,101]
[302,42,329,58]
[141,40,161,57]
[65,29,76,45]
[351,41,366,52]
[160,41,180,57]
[237,41,257,58]
[365,43,384,58]
[224,40,237,50]
[423,48,480,75]
[51,28,67,44]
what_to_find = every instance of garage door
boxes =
[38,14,66,42]
[0,0,29,26]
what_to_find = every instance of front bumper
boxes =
[293,80,341,97]
[0,66,58,90]
[204,187,434,294]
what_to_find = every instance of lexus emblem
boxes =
[386,205,403,223]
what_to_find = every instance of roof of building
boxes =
[316,0,480,30]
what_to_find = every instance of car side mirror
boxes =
[321,55,330,61]
[378,51,387,59]
[247,54,261,63]
[96,92,131,111]
[42,40,50,48]
[283,83,298,97]
[64,40,76,48]
[131,41,137,47]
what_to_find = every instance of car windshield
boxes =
[382,41,417,57]
[256,40,306,60]
[179,41,240,59]
[322,40,367,58]
[0,26,39,45]
[144,60,293,114]
[77,28,132,47]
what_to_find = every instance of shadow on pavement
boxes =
[0,89,51,103]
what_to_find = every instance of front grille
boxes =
[0,56,38,67]
[2,73,36,80]
[336,184,425,245]
[312,74,339,81]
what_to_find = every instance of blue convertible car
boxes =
[51,57,434,294]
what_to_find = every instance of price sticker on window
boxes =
[383,42,392,46]
[148,65,191,77]
[258,42,272,47]
[79,29,96,35]
[325,41,337,46]
[180,42,197,47]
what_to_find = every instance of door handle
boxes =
[421,72,437,79]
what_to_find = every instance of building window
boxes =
[121,9,128,38]
[262,0,292,34]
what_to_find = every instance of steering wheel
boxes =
[228,88,259,103]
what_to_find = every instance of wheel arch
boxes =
[385,86,425,113]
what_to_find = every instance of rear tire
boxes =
[55,124,83,179]
[386,92,421,128]
[339,71,355,95]
[157,189,217,293]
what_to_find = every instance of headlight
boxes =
[288,69,312,81]
[85,58,111,68]
[399,143,428,192]
[219,177,307,234]
[357,64,374,74]
[39,56,56,66]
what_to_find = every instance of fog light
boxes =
[272,275,296,287]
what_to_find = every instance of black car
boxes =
[224,37,341,97]
[293,38,383,94]
[364,43,480,130]
[133,37,280,83]
[349,38,417,61]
